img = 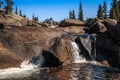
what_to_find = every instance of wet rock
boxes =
[42,50,62,67]
[50,34,97,64]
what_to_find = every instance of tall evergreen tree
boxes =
[72,10,76,19]
[19,10,22,16]
[78,1,83,21]
[69,10,72,19]
[103,0,107,19]
[110,7,116,19]
[118,0,120,11]
[97,4,104,19]
[4,0,14,14]
[118,0,120,19]
[110,0,120,19]
[15,6,18,15]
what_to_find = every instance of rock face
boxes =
[0,27,65,69]
[0,13,46,28]
[0,13,120,69]
[86,19,107,33]
[30,50,62,68]
[0,14,27,27]
[56,26,86,34]
[43,18,58,28]
[49,34,97,64]
[87,19,120,69]
[59,19,85,27]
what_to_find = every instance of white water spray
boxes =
[0,60,40,79]
[70,41,87,63]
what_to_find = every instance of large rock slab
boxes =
[59,19,85,27]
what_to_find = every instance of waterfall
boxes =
[70,34,97,63]
[70,41,86,63]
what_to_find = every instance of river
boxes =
[1,62,120,80]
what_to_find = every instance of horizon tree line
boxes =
[1,0,120,21]
[69,0,120,21]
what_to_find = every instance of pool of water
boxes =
[2,63,120,80]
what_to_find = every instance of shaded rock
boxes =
[105,22,120,42]
[29,50,62,68]
[59,19,85,27]
[42,50,62,68]
[0,23,4,29]
[87,19,107,33]
[96,33,120,69]
[87,19,120,69]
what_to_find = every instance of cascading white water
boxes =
[70,34,97,63]
[0,61,39,79]
[0,54,45,79]
[70,41,87,63]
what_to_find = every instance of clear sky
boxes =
[2,0,112,21]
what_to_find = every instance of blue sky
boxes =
[2,0,112,21]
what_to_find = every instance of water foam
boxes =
[70,40,101,65]
[70,41,88,63]
[0,60,40,79]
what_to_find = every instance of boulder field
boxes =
[0,14,120,69]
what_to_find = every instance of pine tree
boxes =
[72,10,76,19]
[69,10,72,19]
[69,10,76,19]
[114,0,120,18]
[32,14,35,20]
[118,0,120,11]
[97,4,104,19]
[15,6,18,15]
[103,0,107,19]
[4,0,14,14]
[78,1,83,21]
[19,10,22,16]
[34,16,39,21]
[110,7,116,19]
[32,14,39,21]
[0,2,3,8]
[110,0,120,19]
[118,0,120,18]
[23,15,26,18]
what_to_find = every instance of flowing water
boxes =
[0,34,120,80]
[1,63,120,80]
